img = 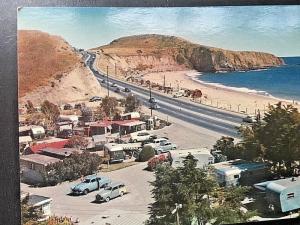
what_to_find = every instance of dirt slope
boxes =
[18,30,101,104]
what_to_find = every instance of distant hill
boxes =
[18,30,101,104]
[91,34,284,76]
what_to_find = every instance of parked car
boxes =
[144,138,168,148]
[101,79,106,83]
[173,92,184,98]
[89,96,102,102]
[114,87,121,93]
[243,115,257,123]
[95,182,127,202]
[74,103,82,109]
[71,175,111,195]
[155,141,177,154]
[57,129,73,139]
[130,132,154,143]
[111,83,117,87]
[124,88,131,92]
[63,104,73,110]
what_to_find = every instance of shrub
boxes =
[44,152,102,186]
[139,146,155,162]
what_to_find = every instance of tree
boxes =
[100,96,119,118]
[66,135,89,149]
[146,154,252,225]
[236,102,300,176]
[139,146,155,162]
[124,95,141,113]
[40,100,60,128]
[21,194,43,224]
[191,89,202,99]
[25,100,36,114]
[212,136,240,160]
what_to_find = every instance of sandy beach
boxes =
[142,70,300,114]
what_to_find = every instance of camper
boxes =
[31,126,45,139]
[58,115,79,126]
[254,177,300,213]
[212,159,269,187]
[170,148,214,169]
[104,143,125,163]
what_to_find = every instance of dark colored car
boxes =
[74,103,82,109]
[101,80,106,83]
[114,87,121,93]
[111,83,117,87]
[124,88,131,93]
[57,129,73,139]
[89,96,102,102]
[63,104,73,110]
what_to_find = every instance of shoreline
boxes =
[142,70,300,114]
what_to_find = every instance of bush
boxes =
[44,152,102,186]
[139,146,155,162]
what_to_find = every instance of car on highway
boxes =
[71,174,111,195]
[101,79,106,84]
[130,131,155,143]
[155,141,177,154]
[111,83,117,87]
[243,115,257,123]
[95,182,127,202]
[89,96,102,102]
[149,97,157,103]
[149,102,160,110]
[124,88,131,92]
[114,87,121,93]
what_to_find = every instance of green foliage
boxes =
[21,195,43,224]
[101,96,119,117]
[146,153,253,225]
[40,100,60,128]
[65,135,88,149]
[124,95,141,113]
[44,152,102,186]
[139,146,155,162]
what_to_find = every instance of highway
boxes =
[85,52,244,137]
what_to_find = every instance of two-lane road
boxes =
[86,52,244,137]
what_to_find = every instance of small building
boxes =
[212,159,269,187]
[254,177,300,213]
[121,112,140,120]
[24,138,69,155]
[112,120,146,135]
[31,126,46,139]
[56,121,73,132]
[39,147,81,159]
[88,121,112,137]
[20,154,61,184]
[170,148,214,169]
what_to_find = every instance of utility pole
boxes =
[171,203,182,225]
[106,66,109,97]
[149,85,152,117]
[163,75,166,93]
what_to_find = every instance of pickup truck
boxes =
[71,174,111,195]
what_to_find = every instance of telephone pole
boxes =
[163,75,166,93]
[106,66,109,97]
[149,85,152,117]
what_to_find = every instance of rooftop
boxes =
[20,154,61,165]
[255,177,300,193]
[27,195,52,206]
[40,147,81,157]
[213,159,267,173]
[30,139,69,153]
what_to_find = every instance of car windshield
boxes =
[83,179,90,183]
[105,186,112,190]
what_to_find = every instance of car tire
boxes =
[83,189,89,195]
[120,191,124,197]
[105,197,110,202]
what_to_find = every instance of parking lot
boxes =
[21,162,154,224]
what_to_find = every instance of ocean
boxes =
[194,57,300,102]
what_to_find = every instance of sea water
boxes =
[196,57,300,102]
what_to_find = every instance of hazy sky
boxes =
[18,6,300,57]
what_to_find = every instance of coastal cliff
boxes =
[91,34,284,76]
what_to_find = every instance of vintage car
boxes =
[71,174,111,195]
[95,182,127,202]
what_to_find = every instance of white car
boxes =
[130,132,153,142]
[173,92,184,98]
[144,138,169,148]
[243,115,257,123]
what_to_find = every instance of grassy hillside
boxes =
[18,30,81,97]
